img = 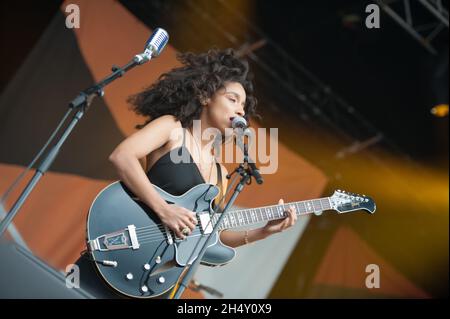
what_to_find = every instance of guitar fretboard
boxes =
[212,197,332,230]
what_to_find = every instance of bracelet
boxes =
[244,230,249,245]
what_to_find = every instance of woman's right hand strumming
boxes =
[156,204,198,240]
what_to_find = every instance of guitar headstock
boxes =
[330,190,376,214]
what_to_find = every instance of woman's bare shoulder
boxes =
[110,115,182,161]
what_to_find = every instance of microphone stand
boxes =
[238,131,263,185]
[172,133,263,299]
[0,56,149,238]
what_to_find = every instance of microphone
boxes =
[231,116,248,129]
[134,28,169,64]
[231,117,263,184]
[231,116,251,137]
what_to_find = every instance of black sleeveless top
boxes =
[146,128,223,198]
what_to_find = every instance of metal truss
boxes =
[376,0,449,55]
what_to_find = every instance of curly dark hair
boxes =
[128,48,259,129]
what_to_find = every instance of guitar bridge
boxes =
[88,225,140,252]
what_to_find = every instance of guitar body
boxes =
[86,181,235,298]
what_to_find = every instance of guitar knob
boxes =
[125,273,133,280]
[158,276,165,284]
[143,263,151,270]
[141,285,148,293]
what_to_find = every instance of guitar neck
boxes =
[212,197,332,230]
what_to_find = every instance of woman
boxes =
[76,48,297,298]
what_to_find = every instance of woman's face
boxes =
[203,81,246,134]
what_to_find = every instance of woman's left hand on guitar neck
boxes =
[220,199,297,248]
[260,198,298,236]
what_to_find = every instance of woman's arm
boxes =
[109,115,177,212]
[218,165,297,248]
[108,115,197,239]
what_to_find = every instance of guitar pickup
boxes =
[198,212,213,234]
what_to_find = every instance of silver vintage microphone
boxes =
[134,28,169,64]
[231,116,248,129]
[231,116,252,137]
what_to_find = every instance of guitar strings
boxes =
[133,209,311,239]
[132,199,320,237]
[133,207,290,235]
[136,228,205,244]
[136,211,312,244]
[132,203,307,234]
[138,232,203,245]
